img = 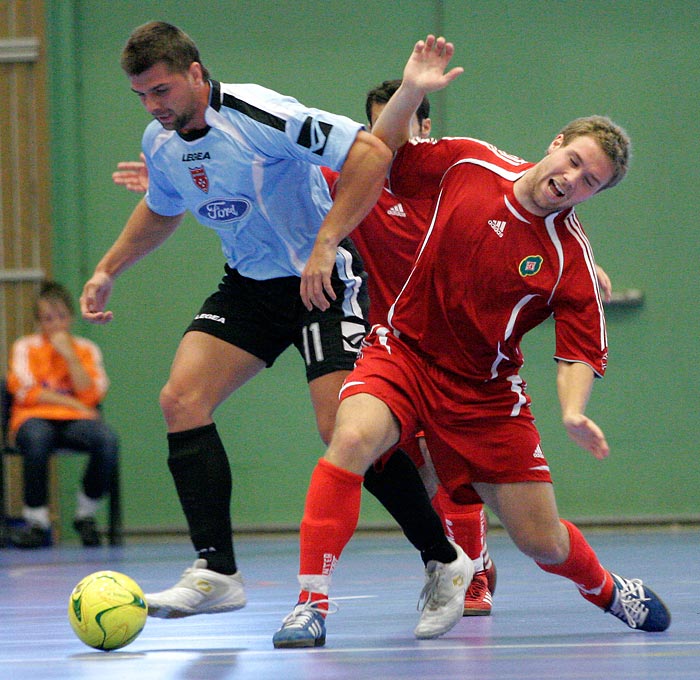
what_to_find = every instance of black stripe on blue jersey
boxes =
[209,80,331,154]
[210,80,286,131]
[209,80,222,110]
[221,92,286,132]
[297,118,331,155]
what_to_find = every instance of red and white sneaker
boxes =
[463,570,493,616]
[483,548,497,595]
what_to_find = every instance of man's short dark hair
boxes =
[121,21,210,81]
[365,79,430,126]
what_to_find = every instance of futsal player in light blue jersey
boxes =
[80,21,391,618]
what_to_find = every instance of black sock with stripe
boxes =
[167,423,237,574]
[363,448,457,566]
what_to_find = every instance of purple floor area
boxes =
[1,527,698,679]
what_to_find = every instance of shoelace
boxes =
[611,577,649,628]
[417,562,445,612]
[281,598,339,627]
[465,573,490,600]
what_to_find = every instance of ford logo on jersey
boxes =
[197,198,251,223]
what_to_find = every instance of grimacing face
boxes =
[519,134,615,216]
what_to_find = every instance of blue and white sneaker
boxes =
[606,573,671,632]
[273,597,336,648]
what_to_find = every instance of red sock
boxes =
[436,486,485,564]
[295,590,331,615]
[536,519,613,609]
[431,485,445,528]
[299,458,363,577]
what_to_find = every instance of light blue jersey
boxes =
[143,80,364,280]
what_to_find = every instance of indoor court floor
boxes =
[1,526,698,679]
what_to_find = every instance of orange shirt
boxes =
[7,333,109,435]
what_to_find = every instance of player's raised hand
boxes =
[403,35,464,95]
[372,36,463,151]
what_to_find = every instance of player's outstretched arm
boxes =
[80,200,184,324]
[596,264,612,303]
[556,360,609,460]
[301,130,391,311]
[372,35,463,150]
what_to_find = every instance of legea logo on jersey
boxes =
[519,255,543,277]
[197,198,251,223]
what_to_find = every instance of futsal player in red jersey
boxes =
[322,81,497,617]
[274,35,670,648]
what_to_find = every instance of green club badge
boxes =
[519,255,543,277]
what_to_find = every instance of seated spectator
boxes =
[6,281,119,548]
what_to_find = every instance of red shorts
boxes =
[375,431,424,469]
[341,327,552,499]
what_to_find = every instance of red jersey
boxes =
[322,166,432,324]
[386,137,607,382]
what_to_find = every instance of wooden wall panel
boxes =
[0,0,51,373]
[0,0,52,520]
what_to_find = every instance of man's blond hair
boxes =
[557,115,631,189]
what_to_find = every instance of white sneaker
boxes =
[414,543,473,639]
[146,559,246,618]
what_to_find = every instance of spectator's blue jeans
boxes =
[15,418,119,508]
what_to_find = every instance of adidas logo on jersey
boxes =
[488,219,507,237]
[387,203,407,218]
[533,444,544,459]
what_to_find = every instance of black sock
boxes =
[167,423,236,574]
[363,449,457,566]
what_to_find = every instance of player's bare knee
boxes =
[326,424,377,473]
[315,413,335,446]
[159,382,208,429]
[515,532,569,564]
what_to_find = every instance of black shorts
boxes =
[185,239,370,382]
